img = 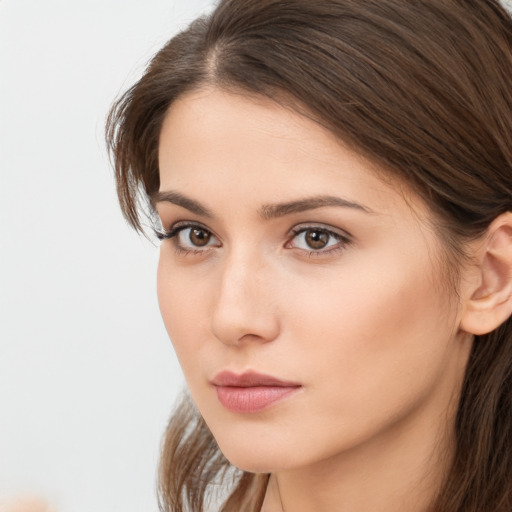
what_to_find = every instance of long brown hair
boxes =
[106,1,512,510]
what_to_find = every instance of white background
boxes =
[1,1,512,512]
[0,1,213,511]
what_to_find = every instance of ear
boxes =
[460,212,512,336]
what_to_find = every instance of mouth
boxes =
[211,370,302,413]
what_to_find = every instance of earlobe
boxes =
[460,212,512,336]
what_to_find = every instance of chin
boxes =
[213,435,307,474]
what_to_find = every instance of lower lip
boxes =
[215,385,301,413]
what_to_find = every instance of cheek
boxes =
[300,263,456,423]
[157,257,202,366]
[157,253,222,387]
[285,248,449,345]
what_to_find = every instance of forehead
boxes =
[157,87,428,222]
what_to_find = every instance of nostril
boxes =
[209,297,280,347]
[208,255,281,345]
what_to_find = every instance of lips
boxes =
[211,370,302,413]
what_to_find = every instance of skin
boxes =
[155,88,475,512]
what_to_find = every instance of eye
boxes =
[287,226,350,254]
[179,227,214,248]
[156,223,220,252]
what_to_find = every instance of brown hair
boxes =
[106,1,512,510]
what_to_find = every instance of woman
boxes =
[106,1,512,511]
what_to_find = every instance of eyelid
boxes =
[286,223,352,254]
[288,222,352,241]
[154,221,222,257]
[155,220,216,240]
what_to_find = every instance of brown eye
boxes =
[305,230,329,249]
[168,225,220,252]
[288,226,348,254]
[189,228,211,246]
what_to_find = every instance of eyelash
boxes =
[154,222,351,257]
[154,223,216,256]
[288,225,351,257]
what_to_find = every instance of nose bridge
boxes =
[210,245,280,345]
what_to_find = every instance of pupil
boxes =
[190,228,211,247]
[306,230,328,249]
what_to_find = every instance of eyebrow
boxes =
[259,195,373,219]
[151,191,214,217]
[152,190,372,219]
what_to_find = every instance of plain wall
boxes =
[0,1,213,511]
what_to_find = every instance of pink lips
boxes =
[211,370,302,413]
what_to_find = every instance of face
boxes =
[155,88,472,474]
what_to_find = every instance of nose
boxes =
[210,252,281,346]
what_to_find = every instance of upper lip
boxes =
[211,370,301,388]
